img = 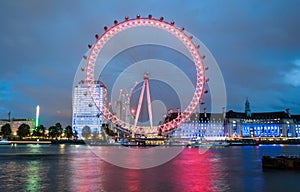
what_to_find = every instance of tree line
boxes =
[0,123,73,140]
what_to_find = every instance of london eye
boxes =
[83,15,207,136]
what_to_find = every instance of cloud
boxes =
[284,60,300,87]
[1,0,300,126]
[0,82,12,100]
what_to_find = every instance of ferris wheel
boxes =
[83,15,207,135]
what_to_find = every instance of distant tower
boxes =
[35,105,40,128]
[245,98,251,117]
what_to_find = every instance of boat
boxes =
[188,137,230,147]
[262,155,300,170]
[228,142,258,146]
[189,141,230,147]
[227,139,258,146]
[120,136,167,147]
[121,142,160,147]
[0,139,11,145]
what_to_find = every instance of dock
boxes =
[262,155,300,170]
[10,140,52,144]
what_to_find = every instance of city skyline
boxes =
[1,0,300,127]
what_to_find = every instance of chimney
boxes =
[204,107,207,118]
[286,108,290,117]
[222,107,226,119]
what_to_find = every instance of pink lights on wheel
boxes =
[85,15,206,134]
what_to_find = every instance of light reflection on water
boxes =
[1,144,300,192]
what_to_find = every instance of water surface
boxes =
[1,144,300,192]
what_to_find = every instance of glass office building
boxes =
[72,81,106,139]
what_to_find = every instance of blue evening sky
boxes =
[0,0,299,127]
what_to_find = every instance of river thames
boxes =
[1,144,300,192]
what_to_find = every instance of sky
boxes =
[0,0,300,127]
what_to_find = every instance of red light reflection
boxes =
[68,148,227,192]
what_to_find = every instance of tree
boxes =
[82,126,91,139]
[32,125,46,137]
[1,123,12,138]
[48,126,57,139]
[17,124,30,139]
[64,125,73,139]
[48,123,63,139]
[55,123,63,137]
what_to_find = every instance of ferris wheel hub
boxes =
[143,72,149,80]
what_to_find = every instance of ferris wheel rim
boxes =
[85,15,206,134]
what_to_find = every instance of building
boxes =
[72,81,106,139]
[225,110,294,137]
[0,118,34,136]
[292,115,300,137]
[168,108,226,141]
[169,99,300,140]
[225,99,296,138]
